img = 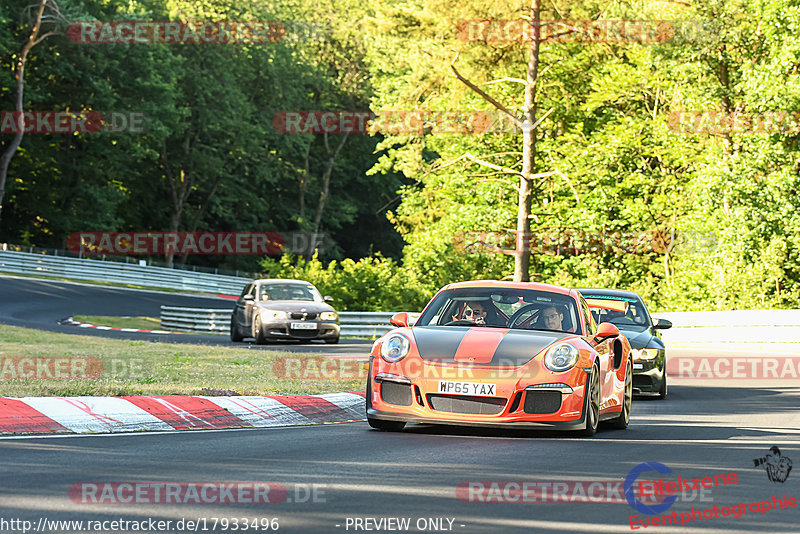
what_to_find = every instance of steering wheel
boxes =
[444,319,477,326]
[507,303,542,329]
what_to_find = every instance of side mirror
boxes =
[390,312,409,328]
[593,322,620,343]
[654,318,672,330]
[243,294,255,302]
[324,295,334,302]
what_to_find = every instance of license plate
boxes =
[633,363,643,370]
[291,322,317,330]
[438,380,497,397]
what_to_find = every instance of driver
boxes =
[540,305,564,330]
[465,300,503,326]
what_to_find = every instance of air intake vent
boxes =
[426,394,507,415]
[380,381,413,406]
[523,390,562,414]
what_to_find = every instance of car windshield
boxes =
[415,287,580,334]
[583,295,651,328]
[259,283,322,302]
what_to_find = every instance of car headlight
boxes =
[543,343,580,373]
[632,348,659,361]
[262,310,287,321]
[380,334,410,363]
[320,311,337,321]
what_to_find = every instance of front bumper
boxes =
[367,360,594,430]
[264,321,340,340]
[632,354,665,392]
[366,407,588,431]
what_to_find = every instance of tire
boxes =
[610,360,633,429]
[658,372,668,399]
[230,316,243,342]
[325,336,340,344]
[367,417,406,432]
[581,364,600,437]
[252,314,267,345]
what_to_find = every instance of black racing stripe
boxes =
[413,327,468,361]
[490,330,569,366]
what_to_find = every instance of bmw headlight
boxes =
[380,334,410,363]
[632,348,659,361]
[263,310,287,321]
[544,343,580,373]
[320,311,337,321]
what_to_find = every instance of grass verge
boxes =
[72,315,162,330]
[0,324,366,397]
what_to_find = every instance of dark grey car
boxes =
[577,288,672,398]
[230,279,340,344]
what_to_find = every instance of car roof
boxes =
[575,287,643,300]
[254,279,314,285]
[444,280,572,295]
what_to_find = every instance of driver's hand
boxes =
[451,314,459,321]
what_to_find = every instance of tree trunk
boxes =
[0,0,51,226]
[161,144,193,268]
[178,176,222,266]
[515,0,541,282]
[307,131,349,259]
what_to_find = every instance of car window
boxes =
[580,296,596,335]
[240,283,255,299]
[584,295,651,327]
[259,283,322,302]
[416,287,579,334]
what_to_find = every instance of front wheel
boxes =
[658,372,668,399]
[581,365,600,437]
[367,417,406,432]
[252,314,267,345]
[325,336,340,344]
[610,360,633,429]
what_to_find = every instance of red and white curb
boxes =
[60,317,182,335]
[0,392,366,435]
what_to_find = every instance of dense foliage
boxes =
[3,0,799,311]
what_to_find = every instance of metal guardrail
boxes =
[0,249,250,295]
[161,306,800,343]
[652,311,800,345]
[160,307,406,337]
[160,307,234,333]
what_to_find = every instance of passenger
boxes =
[539,305,564,331]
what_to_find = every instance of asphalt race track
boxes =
[1,274,800,533]
[1,386,799,533]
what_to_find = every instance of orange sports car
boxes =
[366,281,633,436]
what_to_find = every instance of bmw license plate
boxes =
[291,323,316,330]
[438,380,497,396]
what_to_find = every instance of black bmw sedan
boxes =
[577,288,671,398]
